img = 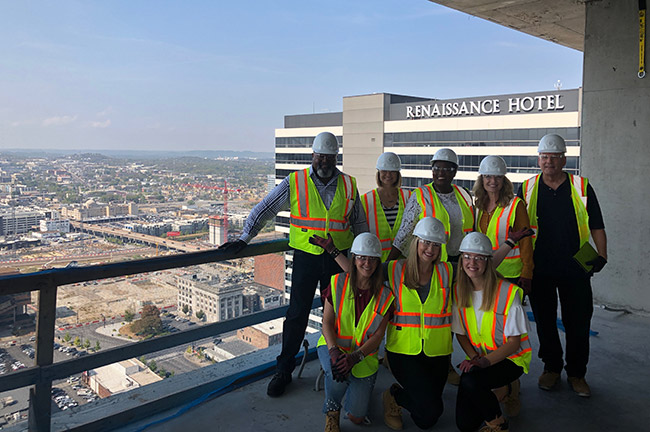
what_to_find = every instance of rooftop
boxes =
[46,304,650,432]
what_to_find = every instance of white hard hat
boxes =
[413,217,447,244]
[350,233,382,258]
[430,148,458,166]
[538,134,566,154]
[376,152,401,171]
[459,232,493,256]
[312,132,339,155]
[479,156,507,176]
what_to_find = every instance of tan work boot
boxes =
[567,376,591,397]
[479,420,509,432]
[538,370,560,390]
[502,378,521,417]
[447,364,461,386]
[325,410,340,432]
[382,384,403,430]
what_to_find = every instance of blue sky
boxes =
[0,1,583,153]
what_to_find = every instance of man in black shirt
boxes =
[518,134,607,398]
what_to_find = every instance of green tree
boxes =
[196,310,205,320]
[182,304,189,315]
[94,341,101,352]
[124,309,135,323]
[74,336,81,347]
[64,332,71,343]
[83,339,91,350]
[148,359,157,372]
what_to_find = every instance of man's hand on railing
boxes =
[218,240,247,255]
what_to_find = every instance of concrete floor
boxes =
[120,305,650,432]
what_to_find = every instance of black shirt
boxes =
[517,173,605,278]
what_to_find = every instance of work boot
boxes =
[325,410,340,432]
[567,376,591,397]
[267,371,292,397]
[382,384,403,430]
[502,379,521,417]
[538,370,560,390]
[447,364,461,386]
[479,420,509,432]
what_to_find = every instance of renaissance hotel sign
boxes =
[397,89,579,120]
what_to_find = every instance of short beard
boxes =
[317,167,334,179]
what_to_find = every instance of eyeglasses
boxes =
[355,255,379,263]
[418,239,441,248]
[462,254,489,262]
[314,153,337,161]
[539,154,564,161]
[432,166,456,172]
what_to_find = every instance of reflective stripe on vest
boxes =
[522,174,590,249]
[317,272,394,378]
[477,197,524,278]
[362,188,411,262]
[454,280,532,373]
[289,169,357,254]
[415,183,474,261]
[385,260,453,357]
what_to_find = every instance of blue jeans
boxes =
[317,345,377,418]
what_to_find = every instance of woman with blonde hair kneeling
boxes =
[452,232,531,432]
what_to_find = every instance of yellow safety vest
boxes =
[318,273,394,378]
[453,280,532,373]
[362,188,411,262]
[289,169,357,255]
[415,184,474,261]
[476,197,524,279]
[385,260,453,357]
[522,173,590,249]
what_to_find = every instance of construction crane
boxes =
[183,180,241,238]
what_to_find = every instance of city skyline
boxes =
[1,1,583,153]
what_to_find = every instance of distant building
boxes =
[40,218,70,233]
[237,318,284,349]
[176,267,244,322]
[0,207,53,235]
[84,358,162,398]
[208,215,227,246]
[253,254,285,291]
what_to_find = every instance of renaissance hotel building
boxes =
[273,88,580,299]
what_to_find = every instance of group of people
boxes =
[219,131,608,432]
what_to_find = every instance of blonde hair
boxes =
[455,255,499,311]
[403,237,440,290]
[347,253,383,300]
[376,171,402,188]
[472,175,514,211]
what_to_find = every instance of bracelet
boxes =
[505,239,515,248]
[330,248,340,258]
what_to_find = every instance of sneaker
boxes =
[447,365,461,386]
[567,376,591,397]
[502,379,520,417]
[382,384,403,430]
[479,420,509,431]
[267,371,292,397]
[538,370,560,390]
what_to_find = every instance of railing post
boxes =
[28,281,57,432]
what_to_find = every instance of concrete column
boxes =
[582,0,650,311]
[342,94,388,195]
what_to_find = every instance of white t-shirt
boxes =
[452,289,529,337]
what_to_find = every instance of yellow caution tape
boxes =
[641,2,646,78]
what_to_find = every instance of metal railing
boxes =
[0,239,292,431]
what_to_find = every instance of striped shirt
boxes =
[240,167,368,243]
